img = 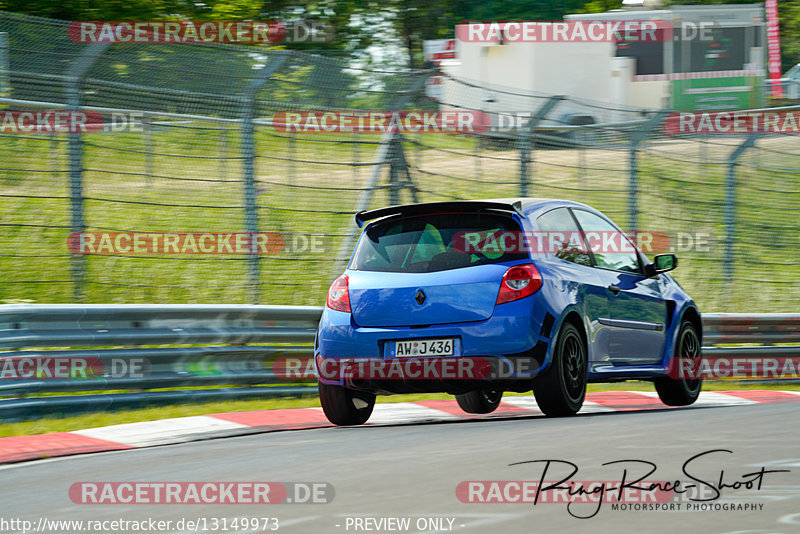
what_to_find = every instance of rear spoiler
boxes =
[355,200,524,228]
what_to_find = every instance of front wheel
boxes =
[318,382,376,426]
[655,321,702,406]
[533,322,587,417]
[455,389,503,414]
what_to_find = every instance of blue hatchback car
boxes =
[315,199,702,425]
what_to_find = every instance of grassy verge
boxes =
[1,381,797,438]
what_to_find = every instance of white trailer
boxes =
[433,2,766,126]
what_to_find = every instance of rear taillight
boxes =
[496,264,542,304]
[326,274,351,312]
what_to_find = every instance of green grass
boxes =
[2,126,798,310]
[1,381,797,438]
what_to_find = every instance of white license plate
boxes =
[393,338,454,357]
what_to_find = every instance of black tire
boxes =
[318,382,376,426]
[455,389,503,414]
[655,322,702,406]
[533,322,587,417]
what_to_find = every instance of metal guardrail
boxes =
[0,306,798,421]
[702,313,800,344]
[0,304,321,348]
[702,313,800,360]
[0,304,322,420]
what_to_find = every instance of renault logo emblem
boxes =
[415,289,426,305]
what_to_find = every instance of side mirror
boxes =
[647,253,678,277]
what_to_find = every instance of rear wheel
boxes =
[318,382,376,426]
[533,322,586,416]
[655,321,702,406]
[455,389,502,414]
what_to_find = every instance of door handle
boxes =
[607,284,622,295]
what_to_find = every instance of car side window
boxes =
[536,208,592,266]
[571,209,641,273]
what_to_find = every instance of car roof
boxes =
[355,198,606,227]
[481,197,600,217]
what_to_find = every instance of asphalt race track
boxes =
[1,400,799,534]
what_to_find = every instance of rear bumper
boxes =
[317,353,547,394]
[316,294,556,390]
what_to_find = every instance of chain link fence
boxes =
[1,11,799,313]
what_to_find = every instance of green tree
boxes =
[779,0,800,72]
[378,0,605,68]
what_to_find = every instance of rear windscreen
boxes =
[350,212,527,273]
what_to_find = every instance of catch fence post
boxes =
[333,71,430,276]
[724,133,759,298]
[627,110,669,233]
[65,42,111,302]
[0,32,9,97]
[239,51,290,303]
[518,95,563,197]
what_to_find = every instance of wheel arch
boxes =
[661,304,702,368]
[562,310,588,346]
[548,307,589,366]
[679,305,702,343]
